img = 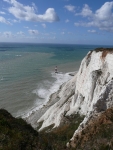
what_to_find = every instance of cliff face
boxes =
[68,48,113,116]
[67,48,113,148]
[25,48,113,148]
[1,48,113,150]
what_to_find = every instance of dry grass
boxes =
[70,108,113,150]
[94,47,113,59]
[95,47,113,52]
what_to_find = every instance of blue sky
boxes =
[0,0,113,45]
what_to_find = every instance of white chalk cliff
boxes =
[27,48,113,148]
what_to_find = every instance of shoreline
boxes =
[24,71,77,128]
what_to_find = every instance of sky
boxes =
[0,0,113,45]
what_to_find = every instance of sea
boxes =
[0,43,112,118]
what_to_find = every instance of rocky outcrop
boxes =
[67,48,113,148]
[27,48,113,148]
[37,74,77,130]
[67,107,113,150]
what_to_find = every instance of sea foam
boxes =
[22,72,72,118]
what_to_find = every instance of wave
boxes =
[15,55,22,57]
[1,77,4,81]
[21,72,72,118]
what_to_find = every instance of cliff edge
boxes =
[1,48,113,150]
[35,48,113,148]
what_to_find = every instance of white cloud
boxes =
[3,0,10,2]
[3,31,12,37]
[17,31,24,35]
[65,19,69,23]
[8,18,20,23]
[0,11,6,14]
[0,16,11,24]
[88,30,96,33]
[13,19,20,23]
[75,4,92,17]
[37,8,59,22]
[64,4,75,12]
[74,22,93,27]
[32,3,38,12]
[28,29,39,35]
[42,23,46,28]
[74,2,113,31]
[4,0,60,22]
[74,22,80,26]
[95,2,113,20]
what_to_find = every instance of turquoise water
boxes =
[0,43,111,117]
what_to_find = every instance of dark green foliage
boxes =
[0,109,40,150]
[1,108,113,150]
[39,114,84,150]
[99,144,111,150]
[95,48,113,52]
[0,109,84,150]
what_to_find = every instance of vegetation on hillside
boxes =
[0,109,84,150]
[38,114,84,150]
[69,108,113,150]
[0,109,41,150]
[1,108,113,150]
[95,47,113,52]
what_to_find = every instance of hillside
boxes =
[1,108,113,150]
[68,108,113,150]
[0,109,41,150]
[0,108,84,150]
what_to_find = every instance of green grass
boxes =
[2,108,113,150]
[95,47,113,52]
[39,114,84,150]
[0,109,84,150]
[0,109,40,150]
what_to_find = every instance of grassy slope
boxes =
[0,109,84,150]
[1,108,113,150]
[39,114,84,150]
[0,109,41,150]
